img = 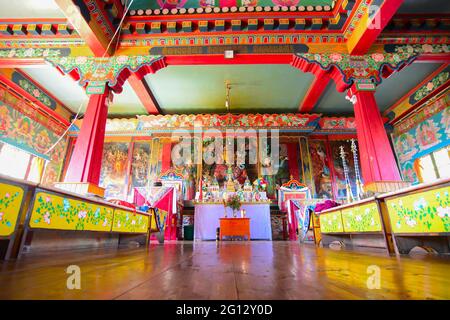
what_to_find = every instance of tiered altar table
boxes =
[194,203,272,240]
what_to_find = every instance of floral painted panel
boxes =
[0,182,24,237]
[12,72,56,110]
[30,192,113,232]
[386,186,450,234]
[320,211,343,233]
[341,201,382,233]
[112,209,149,233]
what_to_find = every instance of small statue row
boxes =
[198,172,268,203]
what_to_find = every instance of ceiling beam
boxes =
[54,0,123,56]
[298,69,331,113]
[127,74,161,115]
[347,0,404,55]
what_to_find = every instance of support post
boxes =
[56,85,112,197]
[346,85,410,193]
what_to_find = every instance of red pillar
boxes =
[64,86,112,186]
[346,85,408,193]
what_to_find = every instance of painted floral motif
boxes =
[341,202,382,233]
[112,209,149,233]
[135,113,320,131]
[386,186,450,233]
[30,192,114,231]
[46,55,164,87]
[0,183,23,237]
[320,211,343,233]
[319,117,356,130]
[0,48,70,58]
[393,44,450,55]
[16,77,55,110]
[411,72,449,104]
[295,51,417,85]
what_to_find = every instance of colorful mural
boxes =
[309,140,332,198]
[30,191,114,231]
[386,186,450,234]
[41,138,68,186]
[262,142,290,198]
[100,142,130,199]
[131,142,151,189]
[0,182,24,237]
[0,100,61,160]
[392,93,450,183]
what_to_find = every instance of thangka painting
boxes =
[299,137,314,192]
[100,142,130,199]
[202,137,258,188]
[41,137,68,185]
[308,140,332,199]
[262,143,290,198]
[0,100,60,160]
[131,142,151,189]
[171,136,200,200]
[392,94,450,184]
[330,140,358,200]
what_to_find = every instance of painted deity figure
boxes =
[417,119,440,148]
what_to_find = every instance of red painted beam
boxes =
[165,54,293,66]
[54,0,116,56]
[298,68,331,112]
[0,59,47,68]
[415,54,450,63]
[348,0,404,55]
[128,73,160,115]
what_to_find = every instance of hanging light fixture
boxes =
[225,80,231,112]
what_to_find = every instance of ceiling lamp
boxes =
[225,81,231,112]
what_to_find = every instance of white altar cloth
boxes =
[194,203,272,240]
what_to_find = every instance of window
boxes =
[0,143,31,179]
[417,146,450,183]
[0,142,46,182]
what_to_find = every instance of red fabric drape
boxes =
[160,142,172,173]
[287,143,300,181]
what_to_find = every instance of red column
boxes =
[346,85,406,192]
[65,86,112,185]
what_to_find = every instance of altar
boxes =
[194,203,272,241]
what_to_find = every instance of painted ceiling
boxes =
[18,60,445,117]
[0,0,65,19]
[21,65,147,116]
[129,0,333,10]
[144,64,314,114]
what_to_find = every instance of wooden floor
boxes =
[0,241,449,300]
